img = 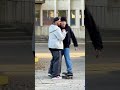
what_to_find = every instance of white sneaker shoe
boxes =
[52,76,62,79]
[48,73,52,77]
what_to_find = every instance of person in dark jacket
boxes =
[85,6,103,57]
[60,17,78,76]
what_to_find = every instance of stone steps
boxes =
[0,25,31,40]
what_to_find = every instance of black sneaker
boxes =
[62,72,68,75]
[62,72,73,76]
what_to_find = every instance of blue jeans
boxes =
[62,48,72,73]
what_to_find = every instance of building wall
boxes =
[41,0,83,10]
[86,0,120,30]
[0,0,34,24]
[35,0,85,27]
[35,0,85,39]
[0,0,34,33]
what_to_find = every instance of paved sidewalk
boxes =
[35,43,85,90]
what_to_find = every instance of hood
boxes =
[49,24,59,33]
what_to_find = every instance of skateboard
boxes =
[62,73,73,79]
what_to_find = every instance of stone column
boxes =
[54,0,57,17]
[81,0,85,26]
[68,0,70,25]
[76,9,80,28]
[40,4,43,26]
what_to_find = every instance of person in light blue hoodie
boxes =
[48,17,67,79]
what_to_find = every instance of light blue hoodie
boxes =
[48,24,67,49]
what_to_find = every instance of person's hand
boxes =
[62,29,66,32]
[95,49,102,58]
[75,47,79,51]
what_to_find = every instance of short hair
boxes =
[53,17,59,23]
[61,17,67,22]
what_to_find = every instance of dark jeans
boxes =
[48,49,62,77]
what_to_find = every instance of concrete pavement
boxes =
[85,29,120,90]
[86,41,120,90]
[0,40,34,90]
[35,43,85,90]
[35,57,85,90]
[0,40,33,64]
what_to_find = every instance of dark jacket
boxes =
[85,6,103,50]
[60,24,78,48]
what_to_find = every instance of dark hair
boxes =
[53,17,59,23]
[61,17,67,22]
